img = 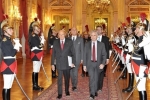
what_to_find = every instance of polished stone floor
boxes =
[0,52,150,100]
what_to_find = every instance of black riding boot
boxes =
[122,73,134,92]
[32,72,44,91]
[119,67,127,79]
[2,89,10,100]
[117,61,123,71]
[139,91,147,100]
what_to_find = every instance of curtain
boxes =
[20,0,30,58]
[37,4,43,33]
[0,0,4,21]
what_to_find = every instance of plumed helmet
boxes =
[140,13,147,22]
[28,18,40,36]
[51,23,55,30]
[121,23,126,29]
[85,25,89,32]
[126,17,131,24]
[0,14,12,37]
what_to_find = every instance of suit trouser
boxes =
[88,62,98,96]
[97,70,104,90]
[103,65,107,74]
[57,69,70,95]
[70,64,79,87]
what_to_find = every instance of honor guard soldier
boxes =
[138,13,150,62]
[119,24,128,79]
[122,25,136,93]
[0,15,22,100]
[48,26,58,78]
[81,31,90,77]
[131,23,148,100]
[28,18,45,91]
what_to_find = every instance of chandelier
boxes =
[131,17,140,23]
[86,0,110,14]
[59,18,69,24]
[10,6,22,21]
[95,18,107,25]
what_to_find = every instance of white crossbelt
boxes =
[3,56,16,59]
[131,57,141,60]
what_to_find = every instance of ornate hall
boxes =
[0,0,150,100]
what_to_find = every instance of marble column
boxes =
[113,11,118,31]
[74,0,82,32]
[117,0,125,24]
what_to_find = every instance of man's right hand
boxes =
[83,66,87,72]
[52,65,55,71]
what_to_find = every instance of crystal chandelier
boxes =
[86,0,110,14]
[95,18,107,25]
[59,18,69,24]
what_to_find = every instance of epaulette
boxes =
[2,37,7,42]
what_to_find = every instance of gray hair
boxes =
[89,30,98,36]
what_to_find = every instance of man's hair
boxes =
[89,30,98,35]
[96,25,103,29]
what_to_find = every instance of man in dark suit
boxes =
[70,27,84,91]
[48,29,58,78]
[83,30,107,99]
[51,30,76,99]
[96,26,110,92]
[81,31,91,77]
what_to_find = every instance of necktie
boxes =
[92,42,96,62]
[73,37,75,41]
[61,41,64,50]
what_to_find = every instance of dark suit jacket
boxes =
[51,38,76,70]
[69,37,84,66]
[83,41,107,71]
[101,36,110,59]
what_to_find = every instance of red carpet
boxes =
[35,64,120,100]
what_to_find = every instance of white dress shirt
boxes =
[97,35,102,42]
[72,36,77,41]
[60,39,65,44]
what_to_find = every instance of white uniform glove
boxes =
[13,38,22,51]
[128,43,134,52]
[40,35,45,44]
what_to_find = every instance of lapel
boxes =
[97,41,100,58]
[74,37,79,45]
[89,41,91,54]
[58,39,62,52]
[101,36,105,42]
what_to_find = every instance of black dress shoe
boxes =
[57,94,62,99]
[90,94,95,99]
[95,92,98,97]
[52,75,58,78]
[72,87,77,91]
[33,86,44,91]
[66,92,70,96]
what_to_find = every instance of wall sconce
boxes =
[10,5,22,21]
[95,18,107,25]
[45,17,51,25]
[31,13,38,21]
[131,17,140,23]
[59,18,69,24]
